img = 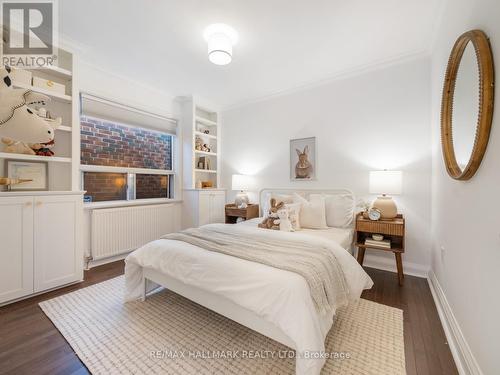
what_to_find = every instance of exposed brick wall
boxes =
[136,174,168,199]
[83,172,127,202]
[81,116,172,170]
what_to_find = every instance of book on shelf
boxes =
[365,238,391,248]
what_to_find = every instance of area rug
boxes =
[39,276,405,374]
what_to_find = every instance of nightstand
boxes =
[355,213,406,286]
[225,204,260,224]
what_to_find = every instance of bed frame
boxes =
[141,188,355,350]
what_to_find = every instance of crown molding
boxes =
[221,49,430,111]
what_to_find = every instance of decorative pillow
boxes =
[292,193,328,229]
[284,202,301,230]
[310,193,354,228]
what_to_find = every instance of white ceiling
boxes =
[60,0,443,109]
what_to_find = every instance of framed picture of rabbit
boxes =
[290,137,316,181]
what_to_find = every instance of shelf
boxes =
[195,116,217,127]
[195,150,217,156]
[0,152,72,163]
[12,83,72,103]
[355,242,403,253]
[32,66,72,80]
[194,131,217,140]
[56,125,72,132]
[195,169,217,174]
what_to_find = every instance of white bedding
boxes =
[125,223,372,375]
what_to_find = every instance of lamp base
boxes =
[372,196,398,219]
[235,191,249,209]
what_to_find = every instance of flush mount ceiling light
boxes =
[203,23,238,66]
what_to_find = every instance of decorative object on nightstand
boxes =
[231,174,253,209]
[369,170,402,220]
[367,207,381,221]
[225,203,259,224]
[355,212,406,286]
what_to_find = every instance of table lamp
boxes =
[369,170,402,219]
[232,174,253,208]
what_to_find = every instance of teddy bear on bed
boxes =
[258,198,284,230]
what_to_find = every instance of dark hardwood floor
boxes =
[0,262,458,375]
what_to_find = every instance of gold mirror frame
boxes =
[441,30,495,180]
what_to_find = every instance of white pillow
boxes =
[292,193,328,229]
[284,202,301,230]
[310,193,354,228]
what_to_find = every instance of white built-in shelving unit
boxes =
[181,97,221,189]
[0,48,80,192]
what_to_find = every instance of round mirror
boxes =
[441,30,495,180]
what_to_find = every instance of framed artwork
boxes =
[290,137,316,181]
[6,160,48,190]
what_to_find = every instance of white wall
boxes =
[221,57,432,274]
[430,0,500,373]
[78,61,179,118]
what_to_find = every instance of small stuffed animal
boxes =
[258,198,284,230]
[276,208,294,232]
[295,145,313,179]
[195,136,203,151]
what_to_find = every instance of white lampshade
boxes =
[232,174,253,191]
[369,170,402,195]
[204,24,238,66]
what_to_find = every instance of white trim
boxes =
[427,270,483,375]
[84,198,181,210]
[0,190,85,197]
[222,50,430,111]
[80,164,174,175]
[361,253,429,278]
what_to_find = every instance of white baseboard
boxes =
[427,270,483,375]
[361,253,428,278]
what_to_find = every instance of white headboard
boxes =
[259,188,356,227]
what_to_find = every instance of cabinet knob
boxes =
[36,201,43,207]
[25,202,32,207]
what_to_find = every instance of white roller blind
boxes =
[80,93,177,135]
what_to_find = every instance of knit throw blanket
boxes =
[162,227,349,313]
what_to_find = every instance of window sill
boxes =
[84,198,182,210]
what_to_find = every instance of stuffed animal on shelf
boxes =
[276,208,294,232]
[195,136,203,151]
[202,143,211,152]
[0,65,62,155]
[258,198,284,230]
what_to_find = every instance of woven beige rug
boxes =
[39,276,405,375]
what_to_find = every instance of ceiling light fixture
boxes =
[203,23,238,66]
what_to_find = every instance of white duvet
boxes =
[125,223,373,375]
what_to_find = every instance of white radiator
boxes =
[91,203,180,260]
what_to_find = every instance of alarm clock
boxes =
[368,207,382,221]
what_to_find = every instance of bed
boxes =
[125,189,373,375]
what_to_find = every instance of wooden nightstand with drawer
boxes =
[225,204,260,224]
[355,213,406,285]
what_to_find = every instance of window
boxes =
[80,116,175,203]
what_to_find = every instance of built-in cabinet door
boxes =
[209,192,226,223]
[198,192,211,226]
[0,197,34,304]
[33,195,83,293]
